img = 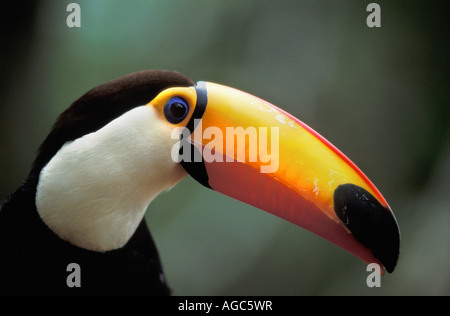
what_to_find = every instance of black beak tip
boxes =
[334,184,400,273]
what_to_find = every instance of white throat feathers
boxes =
[36,105,187,251]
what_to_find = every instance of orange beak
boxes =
[175,81,400,274]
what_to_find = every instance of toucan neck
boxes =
[35,106,186,252]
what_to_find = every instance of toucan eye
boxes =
[164,97,189,124]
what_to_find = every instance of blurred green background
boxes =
[1,1,449,295]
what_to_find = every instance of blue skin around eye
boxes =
[164,97,189,123]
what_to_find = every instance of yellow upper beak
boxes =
[171,81,400,273]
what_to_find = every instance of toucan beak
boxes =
[180,81,400,273]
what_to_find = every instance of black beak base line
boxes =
[334,183,400,273]
[180,81,211,189]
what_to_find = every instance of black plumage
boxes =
[0,70,194,295]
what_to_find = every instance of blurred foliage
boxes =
[0,0,448,295]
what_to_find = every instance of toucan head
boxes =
[34,70,399,274]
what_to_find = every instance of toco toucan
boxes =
[0,70,400,295]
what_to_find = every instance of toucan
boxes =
[0,70,399,295]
